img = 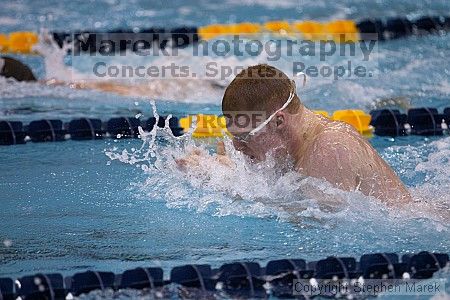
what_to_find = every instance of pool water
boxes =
[0,130,449,275]
[0,0,449,298]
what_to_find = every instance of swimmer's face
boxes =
[230,130,268,162]
[227,112,287,162]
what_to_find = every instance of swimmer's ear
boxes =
[275,113,286,129]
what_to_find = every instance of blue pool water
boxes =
[0,0,449,298]
[0,133,449,275]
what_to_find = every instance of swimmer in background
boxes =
[0,55,223,100]
[177,64,412,204]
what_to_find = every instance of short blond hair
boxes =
[222,64,300,115]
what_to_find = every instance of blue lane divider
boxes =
[444,108,450,125]
[119,267,163,290]
[68,118,104,140]
[360,253,408,279]
[16,273,66,300]
[0,121,27,145]
[402,252,449,279]
[370,109,408,136]
[28,119,66,142]
[170,264,215,291]
[415,16,446,34]
[146,116,184,137]
[52,26,199,53]
[0,115,185,146]
[265,259,313,298]
[0,251,448,299]
[315,256,360,279]
[47,16,450,55]
[0,277,14,300]
[370,106,449,137]
[365,262,408,280]
[265,259,306,276]
[384,18,413,40]
[357,15,450,41]
[217,262,266,298]
[68,271,116,296]
[107,117,141,139]
[360,252,399,271]
[1,107,450,146]
[407,108,444,136]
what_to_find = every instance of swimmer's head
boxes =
[222,64,302,161]
[0,56,37,82]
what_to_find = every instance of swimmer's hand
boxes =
[215,141,235,168]
[42,78,85,89]
[175,148,204,171]
[175,141,235,171]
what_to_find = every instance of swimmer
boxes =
[178,64,412,204]
[0,57,221,99]
[46,78,224,99]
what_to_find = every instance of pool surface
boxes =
[0,0,449,298]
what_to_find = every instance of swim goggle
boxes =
[233,72,306,142]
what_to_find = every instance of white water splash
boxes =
[409,138,450,218]
[378,137,450,227]
[33,30,85,81]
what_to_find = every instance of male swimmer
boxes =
[178,64,411,204]
[0,56,221,100]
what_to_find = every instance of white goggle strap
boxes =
[247,72,306,136]
[248,91,295,136]
[296,71,307,88]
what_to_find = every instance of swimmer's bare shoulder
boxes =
[299,125,361,192]
[300,122,411,204]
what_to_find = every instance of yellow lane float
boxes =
[332,109,374,136]
[263,20,293,35]
[0,34,9,52]
[179,114,229,138]
[4,32,39,54]
[198,19,359,42]
[324,20,359,42]
[292,21,327,40]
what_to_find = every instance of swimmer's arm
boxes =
[42,78,224,97]
[42,79,141,96]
